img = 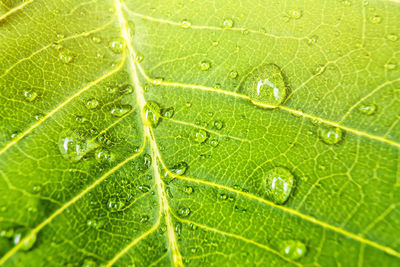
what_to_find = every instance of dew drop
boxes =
[307,35,318,46]
[144,101,162,127]
[91,36,102,43]
[386,33,398,42]
[181,19,192,28]
[358,103,377,115]
[219,193,228,201]
[13,228,36,251]
[135,53,144,63]
[95,148,115,164]
[213,120,224,130]
[138,185,151,193]
[178,207,191,217]
[243,64,289,108]
[279,240,307,260]
[228,70,238,79]
[223,18,234,28]
[162,107,175,119]
[193,129,209,144]
[289,9,302,19]
[23,90,38,102]
[184,186,194,195]
[58,129,99,162]
[119,84,134,95]
[87,219,105,229]
[200,60,211,71]
[384,63,396,70]
[85,98,99,110]
[109,39,124,54]
[107,197,125,212]
[264,167,295,204]
[313,65,326,75]
[82,258,98,267]
[317,127,343,145]
[210,139,219,147]
[51,43,63,50]
[170,162,188,176]
[175,222,182,236]
[59,53,73,64]
[110,105,132,117]
[369,15,382,24]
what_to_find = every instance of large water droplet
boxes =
[144,101,161,127]
[317,127,343,145]
[110,105,132,117]
[244,64,289,108]
[279,240,307,260]
[358,103,377,115]
[264,167,295,204]
[193,129,209,144]
[58,129,99,162]
[13,228,36,251]
[23,90,38,102]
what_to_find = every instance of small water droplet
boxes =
[307,35,318,45]
[91,36,102,43]
[109,39,124,54]
[135,53,144,63]
[152,77,164,86]
[138,184,151,193]
[210,139,219,147]
[193,129,209,144]
[213,120,224,130]
[313,65,326,75]
[317,126,343,145]
[369,15,382,24]
[219,193,228,201]
[223,18,233,28]
[358,103,377,115]
[244,63,289,108]
[110,105,131,117]
[58,129,99,162]
[184,186,193,195]
[384,63,396,70]
[279,240,307,260]
[86,98,99,110]
[181,19,192,28]
[162,107,174,119]
[289,9,302,19]
[178,207,191,217]
[386,33,398,42]
[32,184,42,193]
[23,90,38,102]
[169,162,188,176]
[95,148,115,164]
[228,70,238,79]
[119,84,134,95]
[59,53,73,63]
[128,20,135,38]
[212,41,219,47]
[107,197,125,212]
[264,167,295,204]
[144,101,161,127]
[87,219,105,229]
[13,228,36,251]
[200,60,211,71]
[82,258,98,267]
[175,222,182,236]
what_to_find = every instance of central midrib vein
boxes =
[114,1,184,266]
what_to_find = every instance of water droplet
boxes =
[313,65,326,75]
[279,240,307,260]
[95,148,115,164]
[151,78,164,86]
[175,222,182,236]
[213,120,224,130]
[369,15,382,24]
[109,39,124,54]
[317,126,343,145]
[82,258,98,267]
[162,107,174,119]
[170,162,188,176]
[110,105,132,117]
[58,129,99,162]
[138,184,151,193]
[143,83,151,92]
[23,90,38,102]
[228,70,238,79]
[140,215,149,223]
[212,41,219,47]
[144,101,162,127]
[178,207,191,217]
[166,187,174,198]
[51,43,63,50]
[13,228,36,251]
[193,129,209,144]
[210,139,219,147]
[184,186,193,195]
[135,53,144,63]
[107,197,125,212]
[59,53,73,63]
[244,64,289,108]
[85,98,99,110]
[200,60,211,71]
[87,219,105,229]
[386,33,398,42]
[181,19,192,28]
[358,103,377,115]
[307,35,318,45]
[223,18,234,28]
[119,84,134,95]
[91,36,102,43]
[32,184,42,193]
[264,167,295,204]
[289,9,302,19]
[384,63,396,70]
[128,20,135,38]
[219,193,228,201]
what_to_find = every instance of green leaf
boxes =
[0,0,399,266]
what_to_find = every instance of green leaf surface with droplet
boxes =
[0,0,399,266]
